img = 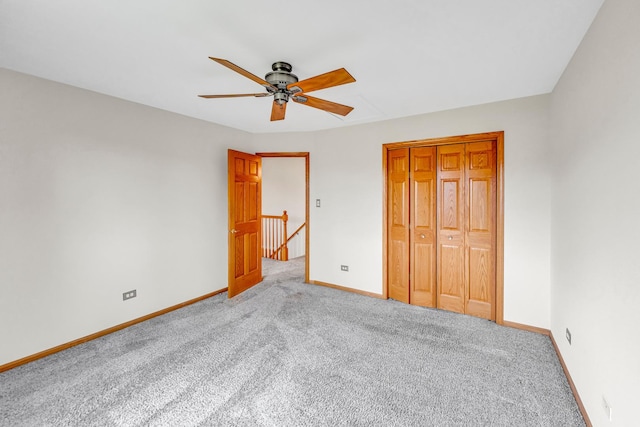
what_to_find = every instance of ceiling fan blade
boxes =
[209,57,276,90]
[288,68,355,94]
[198,93,271,99]
[270,101,287,121]
[292,94,354,116]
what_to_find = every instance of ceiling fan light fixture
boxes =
[274,92,289,105]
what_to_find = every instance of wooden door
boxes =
[465,141,496,319]
[387,148,410,303]
[410,147,437,307]
[228,149,262,298]
[436,144,466,314]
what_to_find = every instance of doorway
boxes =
[257,152,310,283]
[382,132,504,323]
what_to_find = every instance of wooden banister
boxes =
[262,211,289,260]
[271,222,306,261]
[261,212,306,261]
[287,223,306,246]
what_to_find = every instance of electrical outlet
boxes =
[316,199,321,207]
[123,290,137,301]
[341,265,349,272]
[602,396,612,421]
[565,328,571,345]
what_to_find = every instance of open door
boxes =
[228,149,262,298]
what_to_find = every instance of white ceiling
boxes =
[0,0,604,134]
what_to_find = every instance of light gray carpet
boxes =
[0,257,584,426]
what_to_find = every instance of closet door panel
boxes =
[387,149,410,303]
[465,141,496,320]
[410,147,436,307]
[437,144,465,314]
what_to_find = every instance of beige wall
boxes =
[0,68,250,365]
[550,0,640,424]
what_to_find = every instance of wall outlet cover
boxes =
[123,290,137,301]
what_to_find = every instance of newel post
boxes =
[282,210,289,261]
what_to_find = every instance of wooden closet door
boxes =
[436,144,466,314]
[465,141,496,320]
[387,148,410,303]
[410,147,437,307]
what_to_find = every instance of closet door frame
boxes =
[382,131,505,325]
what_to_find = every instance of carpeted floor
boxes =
[0,257,584,426]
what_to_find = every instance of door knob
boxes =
[448,236,453,240]
[230,229,237,234]
[420,234,426,239]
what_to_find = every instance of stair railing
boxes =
[262,210,289,260]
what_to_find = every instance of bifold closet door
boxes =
[386,141,496,320]
[410,147,437,307]
[436,144,466,314]
[387,148,410,304]
[436,141,496,319]
[464,141,496,320]
[386,147,436,307]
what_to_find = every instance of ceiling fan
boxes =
[199,57,356,121]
